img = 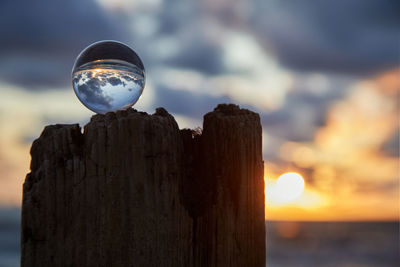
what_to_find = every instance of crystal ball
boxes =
[72,40,145,114]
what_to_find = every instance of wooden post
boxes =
[21,104,265,267]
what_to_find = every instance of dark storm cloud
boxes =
[251,0,400,75]
[75,79,113,109]
[108,77,126,87]
[154,86,231,119]
[141,1,225,74]
[120,75,137,83]
[157,2,195,34]
[0,0,126,88]
[261,85,346,143]
[380,129,399,157]
[145,0,400,78]
[165,41,224,75]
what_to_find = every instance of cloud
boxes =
[164,39,224,75]
[251,0,400,75]
[0,0,126,88]
[260,74,351,144]
[2,0,398,90]
[74,79,113,110]
[380,129,400,157]
[154,85,231,118]
[73,69,146,114]
[142,4,226,75]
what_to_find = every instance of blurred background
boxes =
[0,0,399,266]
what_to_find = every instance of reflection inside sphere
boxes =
[72,41,145,114]
[73,59,144,114]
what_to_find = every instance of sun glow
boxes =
[269,172,305,204]
[265,170,331,221]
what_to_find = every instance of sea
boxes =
[0,207,398,267]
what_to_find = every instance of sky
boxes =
[0,0,399,221]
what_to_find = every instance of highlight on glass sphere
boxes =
[72,40,145,114]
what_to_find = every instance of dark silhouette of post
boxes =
[21,104,265,267]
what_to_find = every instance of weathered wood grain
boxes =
[22,104,265,267]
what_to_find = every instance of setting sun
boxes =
[269,172,305,204]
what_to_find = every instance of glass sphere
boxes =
[72,40,145,114]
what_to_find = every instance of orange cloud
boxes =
[266,69,399,221]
